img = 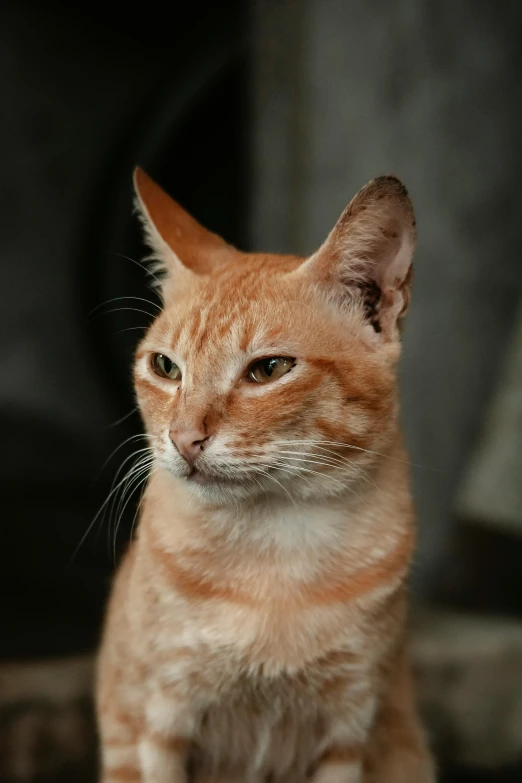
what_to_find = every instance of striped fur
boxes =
[96,170,435,782]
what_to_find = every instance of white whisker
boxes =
[268,459,365,503]
[251,466,299,509]
[272,439,437,471]
[105,407,139,429]
[88,295,162,319]
[96,433,149,480]
[276,449,376,487]
[88,305,158,322]
[109,252,162,287]
[112,458,155,560]
[108,453,154,555]
[70,445,153,566]
[129,467,159,543]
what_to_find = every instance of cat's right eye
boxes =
[151,353,181,380]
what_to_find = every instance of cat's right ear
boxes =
[133,168,234,290]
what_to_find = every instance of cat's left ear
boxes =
[302,176,416,340]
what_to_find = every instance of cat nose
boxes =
[170,428,208,466]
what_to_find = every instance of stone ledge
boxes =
[412,609,522,767]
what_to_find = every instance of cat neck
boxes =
[140,439,412,563]
[137,448,414,612]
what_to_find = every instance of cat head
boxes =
[133,168,415,505]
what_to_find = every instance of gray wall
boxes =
[251,0,522,589]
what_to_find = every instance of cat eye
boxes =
[248,357,295,384]
[151,353,181,380]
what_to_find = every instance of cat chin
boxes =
[160,458,355,507]
[179,471,353,508]
[183,478,261,506]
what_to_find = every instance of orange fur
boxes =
[96,170,435,782]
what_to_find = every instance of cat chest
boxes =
[162,653,372,783]
[192,680,323,781]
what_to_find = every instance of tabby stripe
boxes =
[320,744,363,764]
[104,765,140,781]
[147,732,190,753]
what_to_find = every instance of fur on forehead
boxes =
[134,169,415,341]
[144,270,392,372]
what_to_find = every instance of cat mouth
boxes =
[187,469,215,485]
[186,468,240,486]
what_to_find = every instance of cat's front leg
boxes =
[311,696,376,783]
[99,707,142,783]
[311,732,368,782]
[311,747,364,783]
[366,651,436,783]
[139,689,195,783]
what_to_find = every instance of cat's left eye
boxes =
[248,357,296,384]
[151,353,181,380]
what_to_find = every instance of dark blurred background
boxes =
[1,1,521,781]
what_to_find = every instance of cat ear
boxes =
[302,176,416,340]
[133,167,235,288]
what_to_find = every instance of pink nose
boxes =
[170,428,208,466]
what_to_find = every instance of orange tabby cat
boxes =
[96,169,435,783]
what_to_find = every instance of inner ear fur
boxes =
[305,175,416,339]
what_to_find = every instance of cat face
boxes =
[133,170,415,505]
